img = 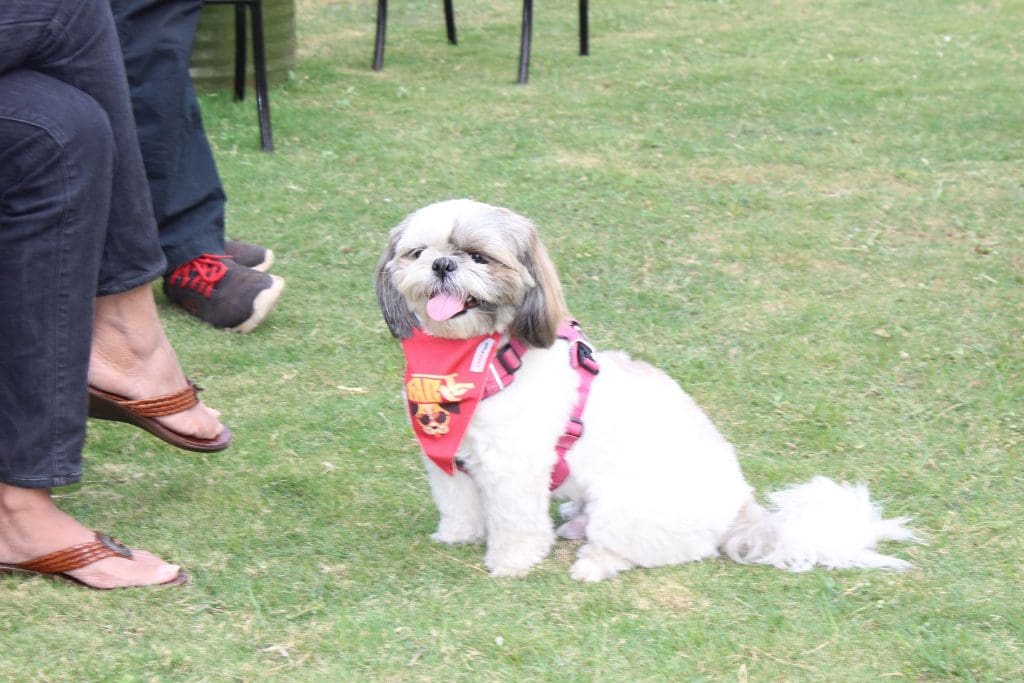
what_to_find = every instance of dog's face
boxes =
[412,402,451,436]
[376,199,568,347]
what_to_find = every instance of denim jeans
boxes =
[0,0,166,487]
[111,0,227,271]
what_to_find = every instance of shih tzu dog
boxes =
[376,199,917,581]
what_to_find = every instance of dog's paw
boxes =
[431,525,485,545]
[484,536,552,578]
[485,552,541,578]
[570,544,633,582]
[431,513,486,545]
[569,557,616,582]
[488,562,533,578]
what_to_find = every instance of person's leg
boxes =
[0,69,180,588]
[4,0,169,292]
[89,283,224,440]
[0,0,220,588]
[0,70,109,488]
[111,0,285,333]
[11,0,225,434]
[110,0,226,270]
[0,484,182,588]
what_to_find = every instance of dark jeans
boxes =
[0,0,165,488]
[111,0,227,271]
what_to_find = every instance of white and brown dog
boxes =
[376,199,917,581]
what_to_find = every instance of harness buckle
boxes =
[571,341,600,375]
[495,343,523,375]
[559,320,600,375]
[557,417,585,452]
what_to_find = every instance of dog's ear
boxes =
[375,222,418,339]
[509,216,568,348]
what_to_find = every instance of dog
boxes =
[376,199,917,581]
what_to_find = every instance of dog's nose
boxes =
[432,257,457,275]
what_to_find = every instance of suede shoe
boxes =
[163,254,285,333]
[225,239,274,272]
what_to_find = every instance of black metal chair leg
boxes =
[444,0,457,44]
[579,0,589,56]
[517,0,532,84]
[249,0,273,151]
[373,0,387,70]
[232,4,247,100]
[202,0,274,150]
[372,0,583,83]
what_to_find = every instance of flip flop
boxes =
[0,532,189,589]
[88,382,232,452]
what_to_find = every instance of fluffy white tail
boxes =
[720,476,918,572]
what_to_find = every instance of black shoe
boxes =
[225,240,274,272]
[163,254,285,333]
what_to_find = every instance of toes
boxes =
[484,540,551,578]
[570,557,614,582]
[431,530,484,545]
[65,549,184,589]
[570,544,633,582]
[156,402,225,441]
[489,564,532,578]
[432,516,486,545]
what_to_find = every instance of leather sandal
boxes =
[0,532,189,589]
[88,382,232,452]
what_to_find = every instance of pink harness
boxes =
[478,320,600,490]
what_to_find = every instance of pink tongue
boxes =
[426,293,467,321]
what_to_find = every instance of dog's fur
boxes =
[376,199,917,581]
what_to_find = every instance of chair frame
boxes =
[373,0,589,84]
[203,0,274,151]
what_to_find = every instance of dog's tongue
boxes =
[426,293,466,321]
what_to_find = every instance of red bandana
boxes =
[400,328,503,474]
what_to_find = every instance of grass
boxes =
[3,0,1023,679]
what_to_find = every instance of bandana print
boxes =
[400,328,503,474]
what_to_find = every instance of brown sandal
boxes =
[88,382,232,452]
[0,532,189,589]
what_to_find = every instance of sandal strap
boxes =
[13,532,133,574]
[116,383,200,417]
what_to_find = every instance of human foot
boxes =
[87,383,231,452]
[0,485,185,589]
[224,240,275,273]
[163,254,284,333]
[89,284,226,445]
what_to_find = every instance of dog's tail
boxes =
[719,476,918,572]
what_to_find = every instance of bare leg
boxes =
[89,284,223,439]
[0,484,181,588]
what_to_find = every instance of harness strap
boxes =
[483,339,527,397]
[550,320,599,489]
[475,320,599,489]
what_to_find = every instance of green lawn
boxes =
[3,0,1022,679]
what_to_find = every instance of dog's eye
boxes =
[409,248,424,259]
[469,252,488,265]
